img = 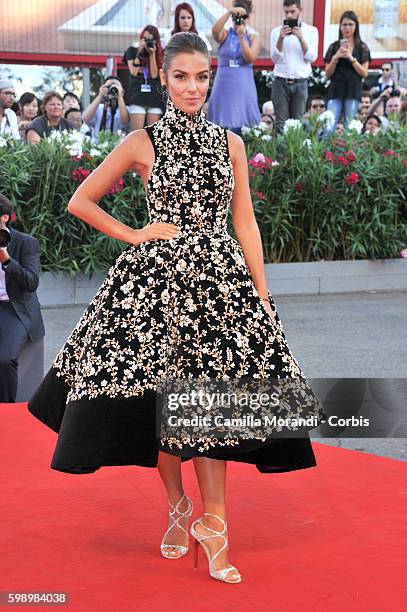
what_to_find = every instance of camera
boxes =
[0,227,11,248]
[382,86,400,97]
[232,14,246,25]
[144,37,155,49]
[102,83,119,105]
[107,85,119,96]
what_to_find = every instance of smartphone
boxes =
[283,19,298,29]
[340,39,349,48]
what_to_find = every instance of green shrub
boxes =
[1,122,406,274]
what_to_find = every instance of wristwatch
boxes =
[2,258,11,269]
[351,57,357,64]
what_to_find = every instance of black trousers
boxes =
[0,301,28,402]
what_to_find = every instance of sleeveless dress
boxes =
[27,96,326,475]
[207,27,261,129]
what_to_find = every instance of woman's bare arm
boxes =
[67,130,179,245]
[239,33,260,63]
[212,10,231,43]
[228,131,271,306]
[26,129,41,144]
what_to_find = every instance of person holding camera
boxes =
[207,1,261,135]
[270,1,318,134]
[324,11,371,133]
[123,25,165,132]
[369,62,397,99]
[82,76,130,144]
[364,86,401,131]
[26,91,75,144]
[0,194,45,403]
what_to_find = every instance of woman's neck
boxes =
[47,115,61,127]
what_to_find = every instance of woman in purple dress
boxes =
[207,0,261,135]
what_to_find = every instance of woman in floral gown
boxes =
[28,32,325,584]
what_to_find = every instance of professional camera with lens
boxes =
[232,14,246,26]
[102,84,119,105]
[390,88,401,97]
[137,37,156,58]
[0,227,11,248]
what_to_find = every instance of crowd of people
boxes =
[1,0,407,147]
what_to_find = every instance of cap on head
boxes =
[0,79,14,91]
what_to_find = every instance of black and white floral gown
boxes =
[28,96,325,474]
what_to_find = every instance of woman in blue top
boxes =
[207,0,261,135]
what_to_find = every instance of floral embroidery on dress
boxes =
[52,96,324,447]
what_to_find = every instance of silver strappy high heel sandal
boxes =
[160,493,193,559]
[190,512,242,583]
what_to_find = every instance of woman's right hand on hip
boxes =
[130,222,181,245]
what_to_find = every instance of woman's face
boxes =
[142,30,155,44]
[161,51,210,115]
[178,9,193,31]
[63,95,80,112]
[365,118,380,134]
[340,19,356,39]
[44,96,63,119]
[233,12,249,33]
[21,98,38,120]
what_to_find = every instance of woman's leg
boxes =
[129,113,145,132]
[146,112,162,126]
[192,457,240,581]
[343,98,360,127]
[327,98,343,134]
[157,450,189,556]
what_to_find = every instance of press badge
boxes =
[141,83,152,92]
[229,59,239,68]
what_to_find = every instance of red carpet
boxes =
[0,402,405,611]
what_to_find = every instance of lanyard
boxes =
[229,29,240,63]
[143,65,149,83]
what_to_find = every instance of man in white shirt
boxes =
[0,80,21,141]
[269,1,318,133]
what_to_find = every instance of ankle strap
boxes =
[203,512,228,531]
[168,493,191,515]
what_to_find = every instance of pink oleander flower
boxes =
[72,167,91,183]
[383,150,398,157]
[345,172,359,186]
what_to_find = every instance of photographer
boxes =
[207,1,261,135]
[270,1,319,134]
[365,87,402,130]
[0,194,45,403]
[369,62,397,99]
[122,25,165,132]
[324,11,370,133]
[82,76,130,144]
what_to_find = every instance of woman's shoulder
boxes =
[123,45,137,61]
[357,41,371,56]
[327,40,339,52]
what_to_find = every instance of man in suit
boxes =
[0,194,45,402]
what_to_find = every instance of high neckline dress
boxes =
[28,96,326,474]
